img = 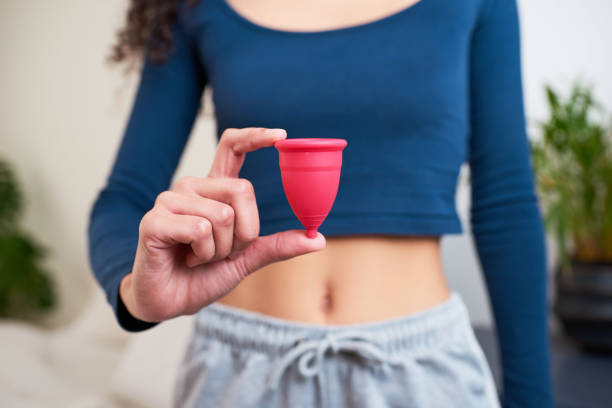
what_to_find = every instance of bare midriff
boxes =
[219,236,451,325]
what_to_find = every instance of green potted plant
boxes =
[0,159,56,320]
[531,82,612,352]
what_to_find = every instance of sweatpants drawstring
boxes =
[267,330,403,392]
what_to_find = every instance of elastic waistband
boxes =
[194,292,471,357]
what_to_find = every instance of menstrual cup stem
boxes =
[306,228,318,239]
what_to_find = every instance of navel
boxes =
[321,286,334,315]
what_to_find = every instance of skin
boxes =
[223,0,422,32]
[121,0,451,325]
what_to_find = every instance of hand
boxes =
[120,127,326,323]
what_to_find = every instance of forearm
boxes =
[473,200,553,407]
[88,189,158,331]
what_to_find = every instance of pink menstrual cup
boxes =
[274,138,348,238]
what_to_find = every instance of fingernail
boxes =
[317,233,326,248]
[264,128,286,139]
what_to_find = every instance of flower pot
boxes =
[274,138,347,238]
[554,259,612,353]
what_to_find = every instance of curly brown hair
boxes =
[110,0,199,65]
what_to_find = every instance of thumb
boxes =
[236,230,326,276]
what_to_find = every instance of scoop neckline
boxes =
[219,0,425,36]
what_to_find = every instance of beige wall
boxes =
[1,0,611,327]
[0,0,216,326]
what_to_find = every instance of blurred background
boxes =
[1,0,611,407]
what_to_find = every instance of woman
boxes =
[88,0,553,406]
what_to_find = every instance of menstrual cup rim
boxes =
[274,138,347,152]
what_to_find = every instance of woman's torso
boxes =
[214,0,462,324]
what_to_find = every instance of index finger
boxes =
[208,127,287,178]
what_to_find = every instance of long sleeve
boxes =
[468,0,554,406]
[87,13,207,331]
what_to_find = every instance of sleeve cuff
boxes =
[116,287,160,332]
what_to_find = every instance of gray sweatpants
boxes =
[172,293,500,407]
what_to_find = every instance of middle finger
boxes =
[159,191,236,261]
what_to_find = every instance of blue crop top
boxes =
[88,0,553,406]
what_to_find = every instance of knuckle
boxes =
[139,210,160,237]
[272,232,290,261]
[154,191,173,208]
[220,128,236,142]
[174,176,196,191]
[217,204,235,225]
[234,178,255,198]
[221,127,236,136]
[194,219,212,237]
[138,214,149,236]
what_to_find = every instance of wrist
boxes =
[119,273,137,315]
[119,273,146,322]
[116,273,159,331]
